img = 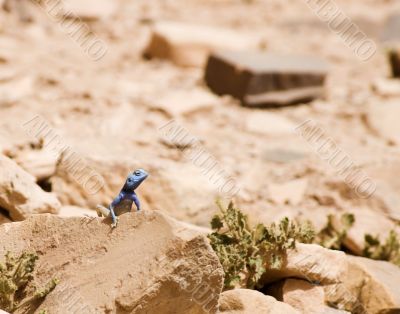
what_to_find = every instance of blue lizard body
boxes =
[96,169,148,227]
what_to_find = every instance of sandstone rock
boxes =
[0,310,10,314]
[339,207,400,255]
[325,255,400,314]
[0,75,33,106]
[143,21,260,67]
[265,279,325,314]
[364,160,400,221]
[268,178,308,206]
[365,101,400,145]
[260,243,347,286]
[245,111,296,136]
[372,78,400,96]
[62,0,117,20]
[218,289,300,314]
[58,205,97,217]
[14,149,58,181]
[0,211,224,314]
[0,154,60,221]
[205,51,328,107]
[152,88,219,118]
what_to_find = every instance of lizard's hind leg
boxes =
[96,205,110,217]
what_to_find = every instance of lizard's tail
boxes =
[96,205,109,217]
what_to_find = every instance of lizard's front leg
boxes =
[132,192,141,211]
[109,205,118,228]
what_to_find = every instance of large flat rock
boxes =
[325,255,400,314]
[0,211,224,314]
[204,51,328,107]
[143,21,261,67]
[260,243,347,286]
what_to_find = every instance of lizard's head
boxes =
[123,169,148,191]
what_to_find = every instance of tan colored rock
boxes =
[218,289,300,314]
[265,279,325,314]
[365,160,400,221]
[0,211,224,314]
[14,149,58,181]
[0,75,33,105]
[340,207,400,255]
[58,205,97,217]
[143,21,261,67]
[152,88,219,118]
[0,310,10,314]
[245,111,296,136]
[325,255,400,314]
[260,243,347,286]
[268,178,308,206]
[372,78,400,97]
[0,154,60,221]
[62,0,117,20]
[365,101,400,145]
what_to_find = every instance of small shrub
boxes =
[363,230,400,266]
[208,201,314,289]
[314,213,355,250]
[0,251,58,312]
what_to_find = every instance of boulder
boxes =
[372,78,400,96]
[204,51,328,107]
[260,243,347,286]
[265,279,325,314]
[0,154,60,221]
[339,207,400,255]
[151,88,219,118]
[365,101,400,146]
[62,0,117,20]
[0,211,224,313]
[325,255,400,313]
[14,149,58,181]
[218,289,299,314]
[143,21,261,67]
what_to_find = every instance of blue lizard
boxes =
[96,169,148,228]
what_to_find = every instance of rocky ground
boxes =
[0,0,400,313]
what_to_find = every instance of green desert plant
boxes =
[363,230,400,267]
[0,251,58,313]
[208,201,314,289]
[314,213,355,250]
